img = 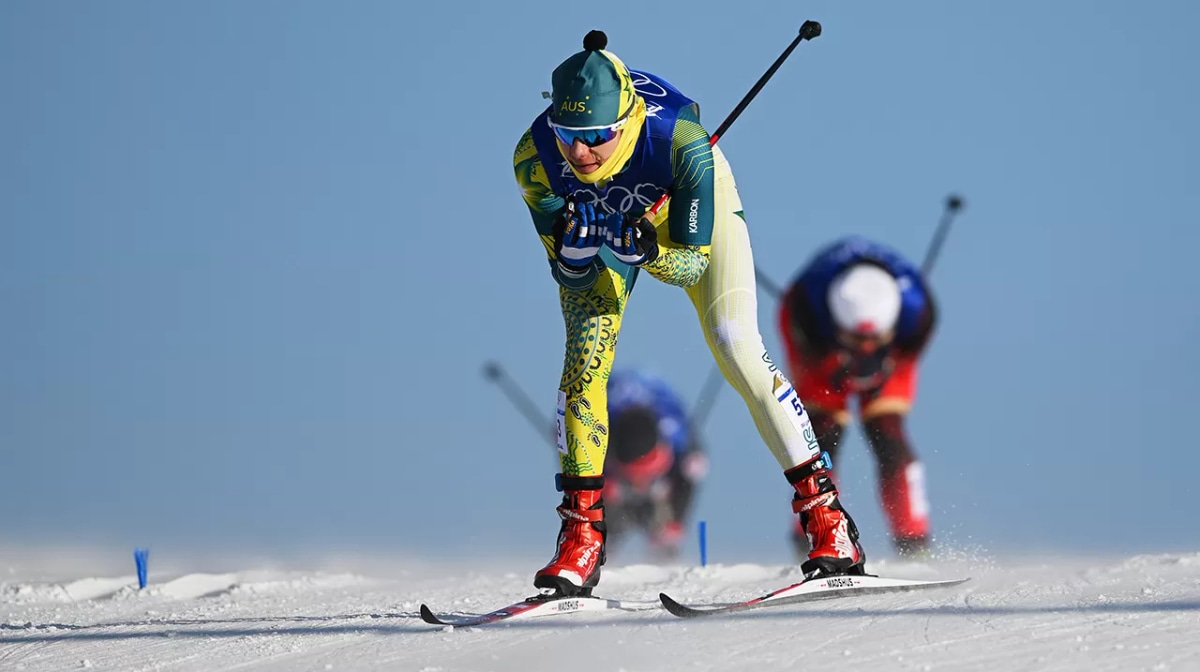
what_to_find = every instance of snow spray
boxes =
[134,547,149,589]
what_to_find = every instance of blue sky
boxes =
[2,0,1197,566]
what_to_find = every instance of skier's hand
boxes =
[605,214,659,266]
[554,200,609,269]
[835,346,894,392]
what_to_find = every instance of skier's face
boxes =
[561,131,622,174]
[836,328,894,356]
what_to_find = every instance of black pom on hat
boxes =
[583,30,608,51]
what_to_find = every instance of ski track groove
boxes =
[3,554,1200,671]
[0,640,41,668]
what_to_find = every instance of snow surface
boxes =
[2,547,1199,671]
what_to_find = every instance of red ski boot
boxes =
[534,475,607,597]
[786,452,866,579]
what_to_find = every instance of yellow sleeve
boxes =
[640,203,712,287]
[514,128,601,290]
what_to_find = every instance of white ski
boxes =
[660,574,969,618]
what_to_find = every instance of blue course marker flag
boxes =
[134,548,149,589]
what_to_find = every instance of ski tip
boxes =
[658,592,701,618]
[921,577,971,587]
[419,604,446,626]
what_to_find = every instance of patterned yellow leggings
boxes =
[555,146,822,478]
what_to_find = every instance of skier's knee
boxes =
[708,317,760,369]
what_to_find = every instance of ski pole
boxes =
[921,193,965,277]
[643,21,822,422]
[645,20,822,219]
[756,192,967,300]
[754,266,785,300]
[486,358,722,447]
[481,361,556,449]
[688,363,728,432]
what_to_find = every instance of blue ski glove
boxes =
[605,213,660,266]
[554,200,608,269]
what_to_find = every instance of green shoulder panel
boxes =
[667,107,715,247]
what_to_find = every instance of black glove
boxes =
[604,214,659,265]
